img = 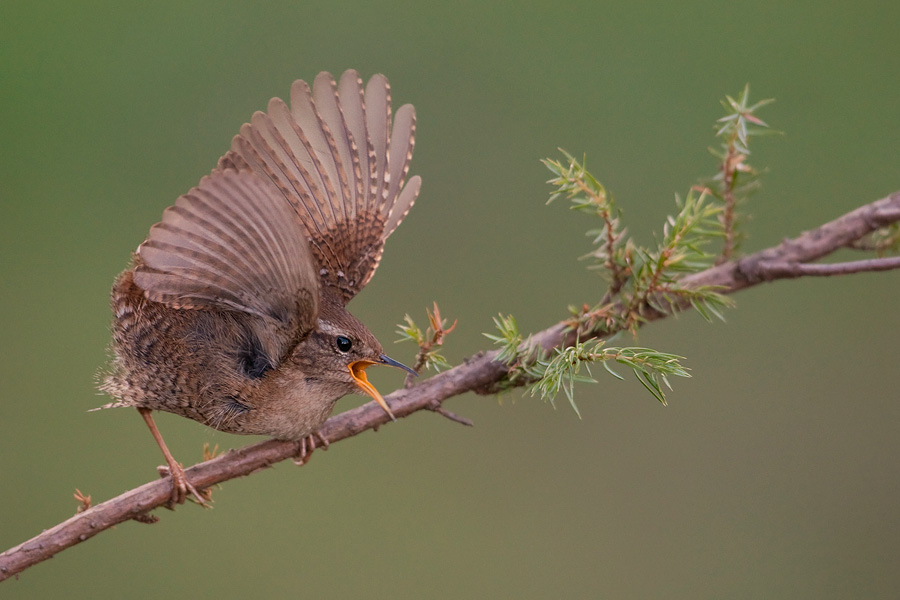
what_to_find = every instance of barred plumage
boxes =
[102,71,420,505]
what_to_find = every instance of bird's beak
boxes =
[348,355,417,422]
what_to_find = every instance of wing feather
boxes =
[134,170,319,331]
[337,70,367,215]
[312,72,353,222]
[364,74,390,208]
[218,70,420,303]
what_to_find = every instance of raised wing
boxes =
[133,169,319,334]
[217,70,420,304]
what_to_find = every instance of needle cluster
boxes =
[395,302,457,386]
[703,85,776,262]
[484,89,780,412]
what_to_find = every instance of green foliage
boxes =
[485,86,776,411]
[396,303,457,374]
[852,222,900,257]
[530,341,690,415]
[482,314,527,365]
[545,153,734,333]
[625,190,731,321]
[544,151,629,298]
[704,85,776,260]
[714,85,775,155]
[485,317,691,414]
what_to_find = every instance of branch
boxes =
[2,190,898,582]
[748,255,900,278]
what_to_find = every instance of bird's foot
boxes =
[292,431,330,466]
[138,407,211,508]
[156,462,211,507]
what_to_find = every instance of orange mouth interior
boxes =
[349,361,396,421]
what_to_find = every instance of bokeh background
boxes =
[2,1,898,598]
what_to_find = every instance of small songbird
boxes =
[100,70,421,504]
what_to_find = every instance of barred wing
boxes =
[218,69,420,304]
[133,169,319,333]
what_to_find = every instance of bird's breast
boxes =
[231,373,342,440]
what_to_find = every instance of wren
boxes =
[100,70,420,504]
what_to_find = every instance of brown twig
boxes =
[429,403,475,427]
[717,138,743,264]
[1,190,898,582]
[748,256,900,278]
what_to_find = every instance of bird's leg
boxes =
[292,430,330,466]
[137,407,208,507]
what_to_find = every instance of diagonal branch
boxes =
[747,255,900,278]
[1,190,898,582]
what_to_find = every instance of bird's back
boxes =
[102,263,297,433]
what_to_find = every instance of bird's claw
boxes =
[157,462,211,507]
[292,431,330,466]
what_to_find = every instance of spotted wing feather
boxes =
[217,69,420,303]
[133,169,319,332]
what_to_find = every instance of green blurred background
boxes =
[2,1,898,597]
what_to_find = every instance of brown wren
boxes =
[100,70,420,504]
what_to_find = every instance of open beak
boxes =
[348,354,417,422]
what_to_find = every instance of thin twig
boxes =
[1,189,898,582]
[430,404,475,427]
[752,256,900,278]
[717,138,741,263]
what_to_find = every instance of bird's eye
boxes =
[335,336,353,353]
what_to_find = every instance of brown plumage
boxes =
[101,70,420,504]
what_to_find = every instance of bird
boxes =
[100,70,421,505]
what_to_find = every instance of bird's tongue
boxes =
[349,362,396,421]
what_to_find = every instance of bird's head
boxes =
[292,300,415,420]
